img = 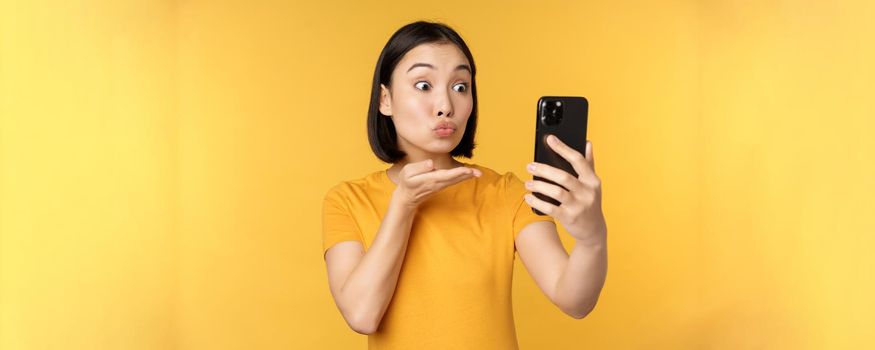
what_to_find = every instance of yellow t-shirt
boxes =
[322,162,555,349]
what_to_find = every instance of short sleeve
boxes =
[322,184,364,256]
[505,172,556,240]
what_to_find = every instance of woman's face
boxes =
[379,42,473,159]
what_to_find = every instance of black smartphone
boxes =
[532,96,589,215]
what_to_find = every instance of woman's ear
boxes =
[379,84,392,116]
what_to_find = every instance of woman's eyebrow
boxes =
[406,63,472,74]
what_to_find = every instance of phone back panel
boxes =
[532,96,589,215]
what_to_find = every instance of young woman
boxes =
[322,21,608,349]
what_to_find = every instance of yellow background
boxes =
[1,0,873,348]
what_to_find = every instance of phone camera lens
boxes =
[541,100,564,126]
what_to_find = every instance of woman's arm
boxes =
[515,221,607,319]
[324,193,417,335]
[519,136,608,318]
[324,160,481,334]
[554,235,607,318]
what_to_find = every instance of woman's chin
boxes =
[423,142,458,154]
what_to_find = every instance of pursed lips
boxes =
[433,121,457,130]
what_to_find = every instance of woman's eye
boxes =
[453,83,468,93]
[415,81,431,91]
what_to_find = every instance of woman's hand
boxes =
[392,159,482,209]
[524,135,607,246]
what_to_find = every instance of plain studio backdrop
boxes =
[1,0,873,349]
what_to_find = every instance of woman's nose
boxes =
[435,92,453,117]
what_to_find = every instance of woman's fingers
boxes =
[397,162,482,207]
[393,163,482,207]
[525,179,571,205]
[544,134,595,178]
[524,192,561,217]
[435,167,480,187]
[526,162,582,193]
[419,166,477,184]
[407,166,478,193]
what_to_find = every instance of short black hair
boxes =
[367,21,478,163]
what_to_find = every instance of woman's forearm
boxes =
[553,239,608,319]
[337,192,417,333]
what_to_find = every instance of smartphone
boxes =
[532,96,589,215]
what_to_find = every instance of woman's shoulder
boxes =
[466,162,497,177]
[323,169,390,200]
[465,162,524,188]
